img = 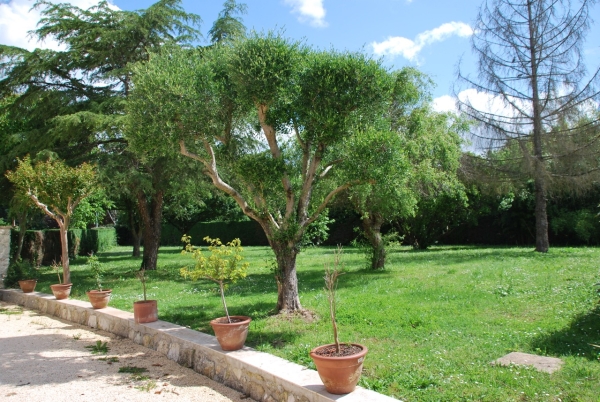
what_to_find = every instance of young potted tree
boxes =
[6,260,39,293]
[86,254,112,309]
[309,247,368,394]
[133,269,158,323]
[49,260,73,300]
[180,235,250,351]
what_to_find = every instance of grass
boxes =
[32,244,600,401]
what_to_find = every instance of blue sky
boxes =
[1,0,599,111]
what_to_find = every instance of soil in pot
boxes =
[18,279,37,293]
[209,316,251,351]
[86,289,112,309]
[133,300,158,324]
[310,343,368,394]
[50,283,73,300]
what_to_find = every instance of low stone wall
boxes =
[0,226,11,287]
[0,289,399,402]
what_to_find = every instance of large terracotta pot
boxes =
[86,289,112,309]
[309,343,368,394]
[133,300,158,324]
[50,283,73,300]
[209,315,251,351]
[18,279,37,293]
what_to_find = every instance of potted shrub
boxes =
[49,260,73,300]
[180,235,250,351]
[309,246,368,394]
[6,260,38,293]
[85,254,112,309]
[133,268,158,323]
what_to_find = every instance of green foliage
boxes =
[5,155,99,224]
[3,260,37,288]
[85,340,109,355]
[551,209,600,245]
[71,190,115,229]
[118,366,148,374]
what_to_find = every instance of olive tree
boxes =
[127,35,396,313]
[5,155,98,283]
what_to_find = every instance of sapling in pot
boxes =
[133,268,158,323]
[180,235,249,323]
[309,246,369,394]
[181,235,251,350]
[86,253,112,309]
[50,260,73,300]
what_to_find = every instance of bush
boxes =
[3,260,37,288]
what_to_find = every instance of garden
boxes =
[26,244,600,401]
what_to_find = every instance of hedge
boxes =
[161,221,269,247]
[16,227,116,266]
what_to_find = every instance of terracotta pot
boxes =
[309,343,368,394]
[86,289,112,309]
[133,300,158,324]
[18,279,37,293]
[209,315,251,351]
[50,283,73,300]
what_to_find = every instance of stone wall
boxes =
[0,227,10,288]
[0,289,399,402]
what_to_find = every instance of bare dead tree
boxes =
[456,0,600,252]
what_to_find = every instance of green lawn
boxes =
[33,245,600,401]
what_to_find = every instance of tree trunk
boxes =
[137,189,164,270]
[13,213,27,261]
[527,1,549,253]
[131,227,142,258]
[362,212,386,270]
[59,221,70,284]
[271,241,302,313]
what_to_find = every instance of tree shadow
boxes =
[530,304,600,360]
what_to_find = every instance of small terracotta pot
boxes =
[50,283,73,300]
[309,343,368,394]
[18,279,37,293]
[210,315,251,351]
[86,289,112,309]
[133,300,158,324]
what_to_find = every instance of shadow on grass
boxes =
[530,304,600,360]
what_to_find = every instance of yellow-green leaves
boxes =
[180,235,248,285]
[5,155,98,218]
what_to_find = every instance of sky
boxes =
[1,0,599,113]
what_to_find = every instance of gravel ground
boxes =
[0,301,253,402]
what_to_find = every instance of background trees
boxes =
[457,0,600,252]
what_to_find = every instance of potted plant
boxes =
[49,260,73,300]
[133,268,158,323]
[6,259,39,293]
[309,246,368,394]
[180,235,250,351]
[85,254,112,309]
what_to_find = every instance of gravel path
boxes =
[0,301,252,401]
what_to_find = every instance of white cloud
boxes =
[284,0,327,28]
[372,21,473,62]
[432,95,457,113]
[0,0,116,51]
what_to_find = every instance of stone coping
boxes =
[0,289,399,402]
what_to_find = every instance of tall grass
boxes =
[33,245,600,401]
